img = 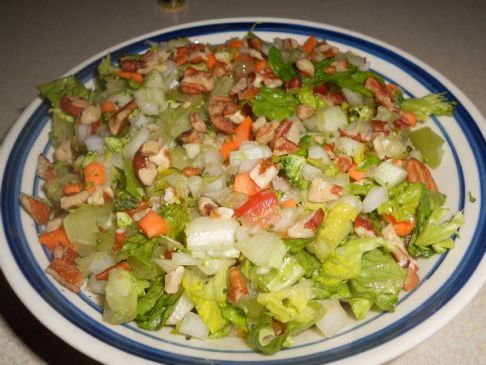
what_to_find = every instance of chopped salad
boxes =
[21,31,464,354]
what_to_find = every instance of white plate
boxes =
[1,17,485,365]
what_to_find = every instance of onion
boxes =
[111,152,125,169]
[316,300,352,338]
[183,143,201,159]
[162,60,177,77]
[154,258,179,273]
[308,145,331,163]
[178,312,209,339]
[134,87,165,116]
[186,217,239,251]
[122,127,150,159]
[144,69,164,88]
[108,91,133,107]
[317,106,347,133]
[336,137,365,158]
[362,186,389,213]
[84,135,105,154]
[200,175,227,197]
[87,252,116,275]
[203,147,224,176]
[302,163,323,181]
[342,88,363,107]
[369,161,407,187]
[187,175,203,199]
[273,207,301,233]
[197,258,235,275]
[172,252,198,266]
[131,112,150,129]
[87,274,107,295]
[238,159,259,173]
[75,124,90,142]
[165,294,194,325]
[337,194,363,213]
[235,232,287,269]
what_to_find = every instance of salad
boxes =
[20,31,464,354]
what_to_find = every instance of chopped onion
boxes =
[75,124,90,142]
[187,175,203,199]
[134,87,166,116]
[342,88,363,107]
[235,232,287,269]
[197,258,235,275]
[238,159,259,173]
[84,135,105,154]
[362,186,389,213]
[183,143,201,159]
[203,147,224,176]
[335,137,365,158]
[87,274,107,295]
[186,217,239,251]
[308,145,331,164]
[165,294,194,325]
[108,91,133,107]
[317,106,348,133]
[154,258,179,273]
[316,300,352,338]
[122,127,150,159]
[302,163,324,181]
[273,207,301,233]
[178,312,209,340]
[130,112,150,129]
[87,252,116,275]
[336,194,363,213]
[172,252,198,266]
[369,161,407,187]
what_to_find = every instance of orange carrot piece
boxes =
[302,36,318,53]
[39,227,76,252]
[114,71,143,84]
[227,266,249,304]
[348,163,366,181]
[281,198,297,208]
[233,173,262,197]
[84,162,105,195]
[234,116,253,143]
[101,100,116,113]
[227,39,242,49]
[139,210,170,238]
[386,83,399,96]
[383,214,416,236]
[95,262,132,281]
[63,182,83,195]
[255,59,266,72]
[400,111,417,127]
[206,54,217,69]
[220,137,240,159]
[112,230,127,252]
[90,120,101,134]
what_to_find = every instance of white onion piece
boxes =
[144,69,164,88]
[369,161,407,187]
[238,159,259,173]
[111,152,125,169]
[335,137,365,158]
[131,112,150,129]
[87,275,107,295]
[165,294,194,325]
[134,87,166,116]
[172,252,198,266]
[203,148,224,176]
[154,258,179,273]
[342,88,363,107]
[87,252,116,275]
[178,312,209,339]
[235,232,287,269]
[183,143,201,159]
[75,124,90,142]
[317,106,347,133]
[108,91,133,107]
[188,175,203,199]
[186,217,239,251]
[316,300,352,338]
[197,258,235,275]
[337,194,363,213]
[302,163,323,181]
[122,127,150,159]
[308,145,331,164]
[200,175,226,196]
[273,207,300,233]
[84,135,105,154]
[162,60,177,77]
[362,186,389,213]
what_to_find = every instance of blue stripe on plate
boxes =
[2,21,485,365]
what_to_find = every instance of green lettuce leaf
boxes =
[267,46,298,81]
[415,209,464,253]
[248,314,290,355]
[377,182,423,222]
[252,87,298,121]
[221,304,247,332]
[297,84,326,109]
[103,268,138,324]
[119,233,158,279]
[401,92,457,121]
[159,203,190,241]
[38,75,90,107]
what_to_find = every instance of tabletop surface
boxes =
[0,0,485,364]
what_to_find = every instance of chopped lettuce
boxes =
[248,314,290,355]
[377,182,423,222]
[103,268,138,324]
[252,87,298,121]
[415,209,464,253]
[267,46,298,81]
[349,248,406,318]
[38,75,91,107]
[297,84,326,109]
[263,255,306,292]
[401,92,457,121]
[293,250,321,278]
[119,233,158,279]
[283,237,314,254]
[159,203,190,241]
[221,304,247,332]
[49,113,75,148]
[136,276,181,330]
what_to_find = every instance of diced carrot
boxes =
[386,83,399,96]
[234,116,253,143]
[138,210,170,238]
[233,173,263,197]
[302,36,318,54]
[112,230,127,251]
[126,199,149,216]
[101,100,116,113]
[39,227,76,252]
[281,198,297,208]
[234,50,241,60]
[90,120,101,134]
[383,214,416,236]
[63,182,83,195]
[227,266,249,304]
[348,163,366,181]
[95,261,132,281]
[220,136,240,159]
[400,111,417,127]
[255,59,266,72]
[114,71,144,84]
[84,162,105,195]
[206,54,217,69]
[227,39,242,49]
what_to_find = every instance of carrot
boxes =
[235,116,252,143]
[139,210,170,238]
[302,36,318,54]
[39,227,76,252]
[63,182,83,195]
[95,261,131,281]
[112,230,127,252]
[227,39,242,49]
[114,71,144,84]
[220,136,240,159]
[281,198,297,208]
[400,111,417,127]
[206,54,217,69]
[387,83,399,96]
[84,162,105,195]
[255,59,266,72]
[348,163,366,181]
[233,173,262,197]
[101,100,116,113]
[383,214,416,236]
[90,120,101,134]
[227,266,249,304]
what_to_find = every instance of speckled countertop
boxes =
[0,1,484,364]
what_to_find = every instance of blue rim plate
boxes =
[1,18,485,365]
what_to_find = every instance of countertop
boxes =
[0,0,485,364]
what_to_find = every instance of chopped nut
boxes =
[296,104,316,120]
[198,195,218,216]
[307,178,343,202]
[54,140,73,163]
[60,191,89,210]
[296,58,315,77]
[80,104,101,125]
[165,266,185,294]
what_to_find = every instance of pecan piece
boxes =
[406,158,438,192]
[20,193,50,225]
[120,57,146,72]
[46,259,83,293]
[370,120,391,136]
[180,68,214,94]
[269,119,300,155]
[59,94,88,116]
[364,76,397,111]
[108,99,137,135]
[208,96,238,134]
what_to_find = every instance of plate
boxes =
[1,17,485,365]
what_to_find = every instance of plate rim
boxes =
[1,17,485,365]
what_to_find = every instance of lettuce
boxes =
[221,304,247,332]
[49,113,75,148]
[248,314,290,355]
[252,87,298,121]
[415,209,464,253]
[38,75,91,107]
[136,276,181,330]
[349,248,406,318]
[293,250,321,278]
[307,202,359,261]
[103,268,138,324]
[377,182,423,222]
[401,93,457,121]
[267,46,298,81]
[283,237,314,254]
[263,255,306,292]
[297,84,326,109]
[119,233,158,279]
[159,203,190,241]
